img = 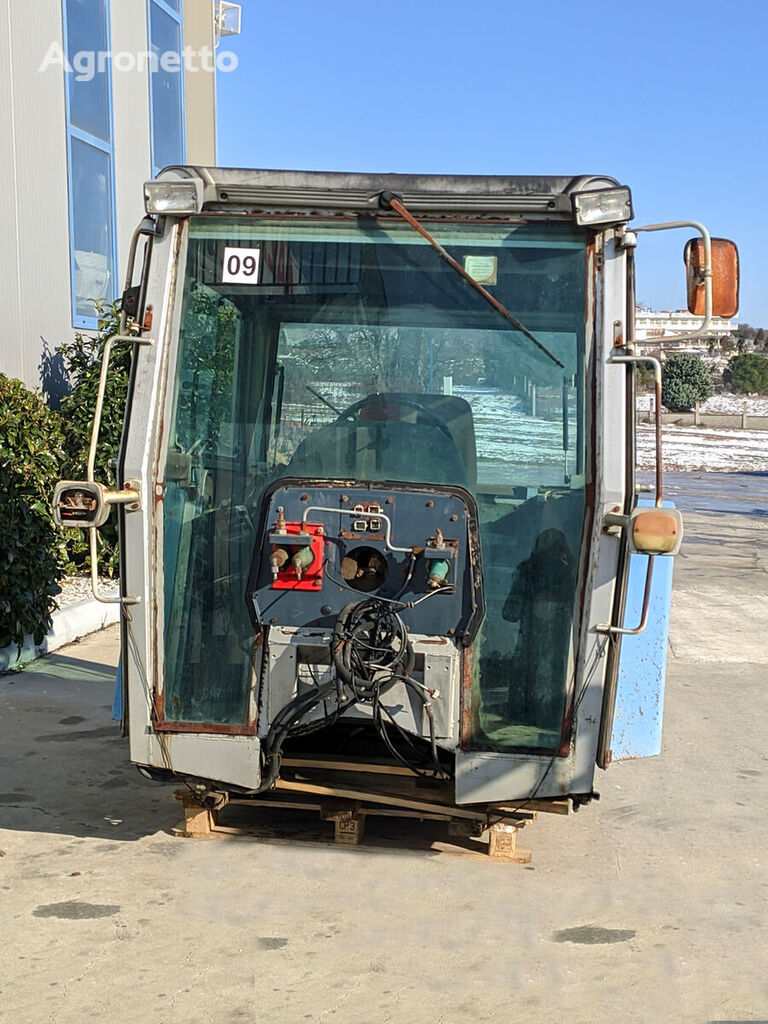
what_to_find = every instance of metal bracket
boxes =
[595,556,655,637]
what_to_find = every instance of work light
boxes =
[572,187,633,227]
[144,179,203,215]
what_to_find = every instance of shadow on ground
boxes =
[0,626,177,843]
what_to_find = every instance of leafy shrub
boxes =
[634,363,656,391]
[57,302,129,576]
[0,375,65,649]
[661,354,714,412]
[723,353,768,395]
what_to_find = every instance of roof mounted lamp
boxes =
[571,186,633,227]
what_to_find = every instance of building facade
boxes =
[0,0,221,397]
[634,309,737,359]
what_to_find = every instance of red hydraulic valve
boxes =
[269,520,325,590]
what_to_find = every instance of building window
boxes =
[63,0,117,328]
[148,0,186,176]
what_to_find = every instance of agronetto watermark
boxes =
[38,42,237,81]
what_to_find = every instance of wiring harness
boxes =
[255,595,449,792]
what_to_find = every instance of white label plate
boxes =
[221,246,261,284]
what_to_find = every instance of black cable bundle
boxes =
[332,598,415,699]
[255,596,448,792]
[256,680,340,793]
[333,598,447,779]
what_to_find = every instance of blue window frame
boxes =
[62,0,118,329]
[148,0,186,176]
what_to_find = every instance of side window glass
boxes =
[63,0,117,326]
[148,0,185,175]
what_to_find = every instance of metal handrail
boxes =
[594,354,663,637]
[84,219,155,605]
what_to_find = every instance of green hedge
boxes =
[0,302,129,652]
[0,375,65,650]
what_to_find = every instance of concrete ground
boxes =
[2,474,767,1024]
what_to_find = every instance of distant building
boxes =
[0,0,237,399]
[634,309,737,359]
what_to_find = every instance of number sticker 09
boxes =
[221,246,261,284]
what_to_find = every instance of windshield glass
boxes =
[161,215,589,752]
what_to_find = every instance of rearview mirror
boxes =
[53,480,110,529]
[629,506,683,556]
[684,237,739,318]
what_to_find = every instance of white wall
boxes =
[0,0,217,397]
[183,0,217,166]
[0,3,72,391]
[110,0,154,294]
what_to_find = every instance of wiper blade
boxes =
[378,191,564,370]
[305,384,345,417]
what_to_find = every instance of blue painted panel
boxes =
[112,661,123,721]
[610,502,675,761]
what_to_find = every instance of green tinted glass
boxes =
[162,216,587,747]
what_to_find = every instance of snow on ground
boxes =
[635,391,768,471]
[455,386,567,465]
[636,392,768,415]
[701,394,768,415]
[637,424,768,473]
[285,382,767,477]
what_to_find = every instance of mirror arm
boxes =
[596,554,656,637]
[609,353,663,508]
[632,220,713,339]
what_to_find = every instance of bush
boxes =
[661,354,714,412]
[723,353,768,395]
[57,302,129,576]
[634,363,656,391]
[0,375,65,649]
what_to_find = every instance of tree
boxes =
[661,354,714,412]
[719,336,736,354]
[734,323,757,344]
[723,353,768,395]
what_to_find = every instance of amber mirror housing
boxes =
[629,507,683,556]
[685,237,739,318]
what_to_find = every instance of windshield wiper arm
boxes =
[305,384,347,418]
[378,191,564,370]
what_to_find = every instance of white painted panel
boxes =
[110,0,153,287]
[0,5,22,380]
[4,2,72,390]
[0,0,217,392]
[150,732,262,789]
[183,0,217,165]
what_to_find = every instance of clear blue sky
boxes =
[216,0,768,326]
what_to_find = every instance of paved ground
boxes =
[2,473,767,1023]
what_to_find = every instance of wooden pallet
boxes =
[171,784,534,863]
